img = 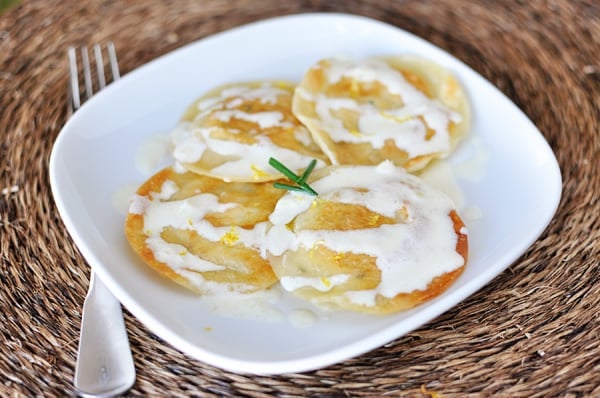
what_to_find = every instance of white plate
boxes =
[49,13,562,374]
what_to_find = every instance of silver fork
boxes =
[68,43,136,397]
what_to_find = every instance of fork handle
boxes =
[74,273,135,396]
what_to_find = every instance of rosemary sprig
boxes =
[269,157,318,196]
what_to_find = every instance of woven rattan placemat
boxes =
[1,0,598,396]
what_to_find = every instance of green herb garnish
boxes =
[269,157,318,196]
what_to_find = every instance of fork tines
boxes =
[68,42,120,111]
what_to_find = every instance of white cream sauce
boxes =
[112,183,139,216]
[419,160,466,210]
[134,132,172,176]
[199,133,323,178]
[178,269,255,295]
[280,274,351,292]
[301,58,461,161]
[213,110,292,129]
[199,284,320,328]
[288,309,318,328]
[170,122,205,164]
[266,162,465,306]
[199,286,286,323]
[419,135,490,218]
[453,136,490,182]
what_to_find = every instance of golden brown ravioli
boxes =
[265,163,468,314]
[292,56,470,172]
[170,81,328,182]
[125,167,284,294]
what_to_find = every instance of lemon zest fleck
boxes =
[274,81,291,89]
[368,214,380,226]
[380,112,414,124]
[220,226,240,247]
[251,164,270,179]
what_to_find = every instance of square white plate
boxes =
[50,13,562,375]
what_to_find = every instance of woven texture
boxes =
[1,0,598,396]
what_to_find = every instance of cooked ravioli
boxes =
[265,162,468,314]
[170,81,328,182]
[292,56,470,172]
[125,167,283,294]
